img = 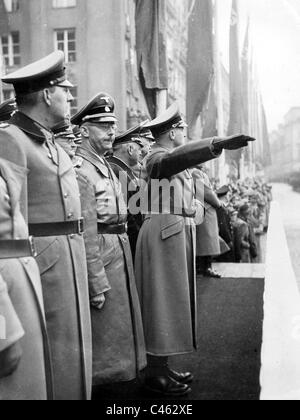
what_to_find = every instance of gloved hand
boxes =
[90,293,106,310]
[0,342,22,378]
[213,134,256,153]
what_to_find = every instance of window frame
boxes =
[52,0,77,9]
[3,0,20,13]
[1,31,21,67]
[54,28,77,63]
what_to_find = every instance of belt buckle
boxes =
[29,236,37,258]
[78,218,85,235]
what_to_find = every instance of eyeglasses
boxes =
[90,122,117,132]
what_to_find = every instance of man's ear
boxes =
[43,89,52,107]
[80,125,89,138]
[127,144,134,156]
[169,130,176,141]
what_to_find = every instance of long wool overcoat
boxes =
[75,145,146,385]
[0,113,92,400]
[193,169,222,257]
[135,140,219,356]
[0,158,52,400]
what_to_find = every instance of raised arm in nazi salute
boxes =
[135,102,255,397]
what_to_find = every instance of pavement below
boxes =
[272,183,300,290]
[93,273,265,401]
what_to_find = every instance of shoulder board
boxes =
[0,122,10,129]
[73,156,84,169]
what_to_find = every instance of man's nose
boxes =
[67,91,75,102]
[108,127,116,135]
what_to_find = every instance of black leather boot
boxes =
[168,368,194,384]
[144,376,191,396]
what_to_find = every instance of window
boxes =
[53,0,76,8]
[1,32,21,67]
[69,86,78,116]
[54,29,76,63]
[4,0,20,12]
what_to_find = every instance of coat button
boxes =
[23,259,29,264]
[64,193,68,199]
[67,213,73,219]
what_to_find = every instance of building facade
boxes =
[268,107,300,180]
[0,0,190,130]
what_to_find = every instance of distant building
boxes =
[0,0,190,130]
[269,107,300,179]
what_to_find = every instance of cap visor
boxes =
[88,116,118,123]
[57,80,74,88]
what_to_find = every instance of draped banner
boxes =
[227,0,243,168]
[0,0,9,36]
[187,0,214,139]
[136,0,168,118]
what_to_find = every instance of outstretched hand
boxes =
[213,134,256,152]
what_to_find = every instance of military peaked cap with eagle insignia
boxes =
[71,92,117,126]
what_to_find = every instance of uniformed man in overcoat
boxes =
[52,118,78,160]
[193,165,226,278]
[0,51,92,400]
[107,123,145,257]
[71,93,146,386]
[0,157,52,400]
[135,103,255,396]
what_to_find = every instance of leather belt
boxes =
[0,237,37,259]
[98,223,127,235]
[144,212,196,220]
[29,218,85,237]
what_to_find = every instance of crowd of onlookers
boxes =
[195,167,273,278]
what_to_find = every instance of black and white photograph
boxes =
[0,0,300,405]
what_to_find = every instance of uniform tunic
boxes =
[76,145,146,385]
[0,113,92,400]
[0,158,51,400]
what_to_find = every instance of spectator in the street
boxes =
[248,193,265,263]
[233,204,254,263]
[215,186,236,263]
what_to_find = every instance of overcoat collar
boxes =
[107,155,138,185]
[10,111,54,144]
[76,145,110,178]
